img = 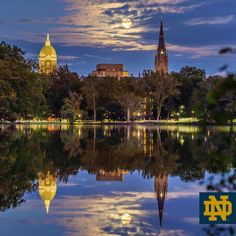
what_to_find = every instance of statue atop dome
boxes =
[38,34,57,75]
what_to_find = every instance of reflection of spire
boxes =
[154,174,168,227]
[143,129,153,157]
[38,171,57,214]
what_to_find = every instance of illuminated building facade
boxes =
[38,34,57,75]
[92,64,129,80]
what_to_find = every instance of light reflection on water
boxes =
[0,125,236,236]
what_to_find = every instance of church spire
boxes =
[158,18,165,51]
[155,18,168,74]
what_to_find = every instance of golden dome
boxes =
[39,34,57,58]
[39,46,57,58]
[38,171,57,214]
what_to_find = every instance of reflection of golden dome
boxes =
[38,171,57,214]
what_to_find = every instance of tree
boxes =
[172,66,206,116]
[114,77,142,122]
[105,101,124,121]
[142,71,180,120]
[207,74,236,124]
[45,65,81,118]
[81,75,100,122]
[0,42,46,121]
[61,91,83,122]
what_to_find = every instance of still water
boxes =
[0,124,236,236]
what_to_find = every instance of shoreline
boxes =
[1,120,236,126]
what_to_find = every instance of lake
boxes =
[0,124,235,236]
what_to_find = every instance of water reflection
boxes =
[96,169,128,181]
[0,125,236,235]
[38,171,57,214]
[155,174,168,227]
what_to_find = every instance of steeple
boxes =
[154,174,168,227]
[45,33,51,46]
[155,18,168,75]
[158,18,165,50]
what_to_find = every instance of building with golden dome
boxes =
[38,34,57,75]
[38,171,57,214]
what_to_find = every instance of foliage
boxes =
[1,41,236,124]
[113,77,142,122]
[0,42,45,120]
[45,65,82,117]
[142,71,180,120]
[81,75,100,121]
[61,91,83,122]
[171,66,206,116]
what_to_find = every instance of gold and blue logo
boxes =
[200,193,235,224]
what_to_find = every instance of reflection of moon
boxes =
[122,18,132,29]
[121,213,132,224]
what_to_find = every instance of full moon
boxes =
[121,213,132,224]
[122,18,132,29]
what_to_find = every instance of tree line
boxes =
[0,41,235,124]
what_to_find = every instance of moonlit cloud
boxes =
[167,43,219,59]
[185,15,235,26]
[59,55,80,60]
[47,187,200,235]
[1,0,235,74]
[52,0,204,51]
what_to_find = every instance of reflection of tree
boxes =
[171,129,236,182]
[0,128,81,212]
[40,130,81,182]
[0,128,42,211]
[61,128,85,158]
[1,123,236,236]
[141,128,179,179]
[203,224,234,236]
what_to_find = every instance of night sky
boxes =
[1,0,236,76]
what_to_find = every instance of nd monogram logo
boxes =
[204,195,232,221]
[200,193,236,224]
